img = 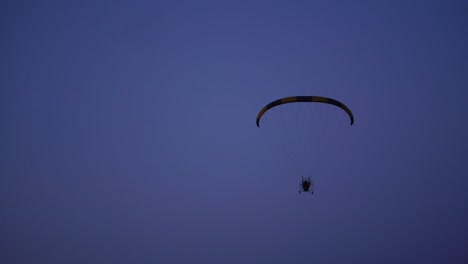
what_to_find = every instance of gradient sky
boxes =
[1,1,467,263]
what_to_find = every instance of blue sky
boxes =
[1,1,467,263]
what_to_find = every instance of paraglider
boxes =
[256,95,354,194]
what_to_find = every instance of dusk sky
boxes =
[1,1,467,263]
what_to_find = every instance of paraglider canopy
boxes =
[256,96,354,127]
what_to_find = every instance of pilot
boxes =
[302,180,310,191]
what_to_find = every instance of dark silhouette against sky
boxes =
[2,1,467,263]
